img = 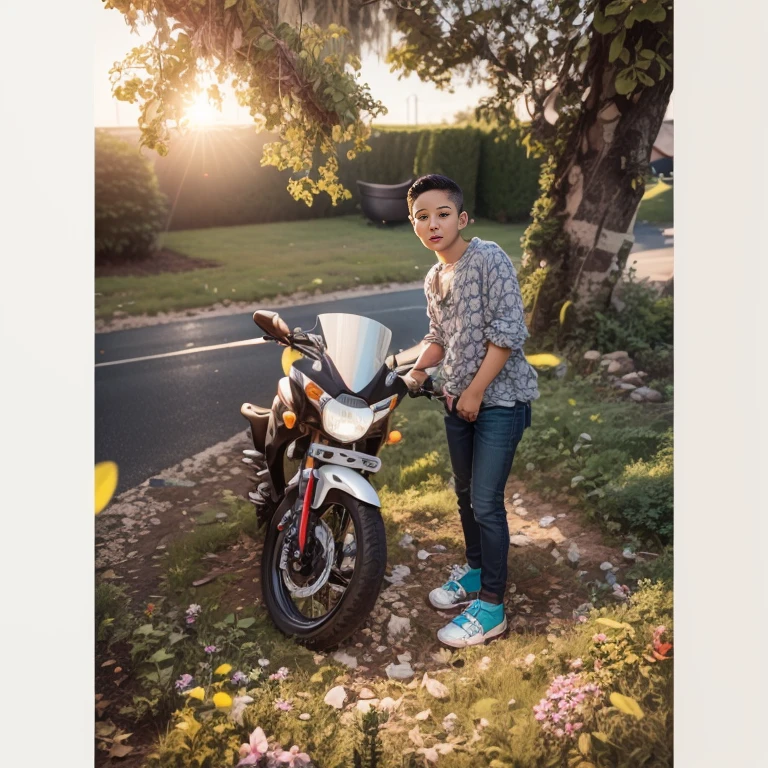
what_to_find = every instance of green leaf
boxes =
[237,617,256,629]
[148,648,175,664]
[609,28,627,63]
[618,48,630,65]
[592,732,610,743]
[223,613,235,625]
[168,632,186,646]
[224,0,238,8]
[640,49,656,59]
[614,69,637,96]
[592,10,617,35]
[635,57,651,70]
[636,71,655,87]
[634,1,667,23]
[610,692,645,719]
[605,0,631,16]
[135,624,154,636]
[578,733,592,756]
[470,698,501,719]
[257,35,275,52]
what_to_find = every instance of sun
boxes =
[185,92,221,127]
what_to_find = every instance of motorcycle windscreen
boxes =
[317,313,393,393]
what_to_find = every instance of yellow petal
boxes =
[568,398,577,406]
[187,687,205,701]
[525,353,562,369]
[213,692,233,709]
[215,663,233,676]
[609,692,644,719]
[95,461,119,515]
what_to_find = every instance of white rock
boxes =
[622,548,637,560]
[421,672,450,699]
[603,350,629,361]
[621,372,644,387]
[398,533,414,548]
[551,549,561,560]
[332,651,358,669]
[510,534,532,547]
[216,455,229,467]
[324,686,347,709]
[539,516,556,528]
[634,386,663,402]
[299,713,311,721]
[375,645,387,653]
[507,698,516,707]
[385,662,415,680]
[377,696,402,712]
[442,713,459,732]
[567,543,580,563]
[478,656,491,671]
[516,507,529,516]
[615,382,637,391]
[388,615,411,638]
[356,698,379,714]
[600,561,614,571]
[607,359,634,375]
[417,549,433,560]
[524,653,536,666]
[583,350,601,361]
[417,747,439,764]
[397,652,412,663]
[578,433,592,442]
[630,392,644,402]
[513,498,524,507]
[383,564,411,584]
[358,687,376,699]
[432,544,447,552]
[512,492,521,500]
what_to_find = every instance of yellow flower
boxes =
[215,663,233,676]
[213,692,233,709]
[525,353,562,369]
[568,398,577,406]
[187,687,205,701]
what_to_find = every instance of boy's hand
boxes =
[457,388,483,422]
[403,370,428,392]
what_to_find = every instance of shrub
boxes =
[598,430,673,542]
[95,130,168,264]
[476,129,541,223]
[95,582,132,643]
[591,270,674,356]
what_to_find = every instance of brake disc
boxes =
[280,520,336,598]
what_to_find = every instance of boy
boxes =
[403,174,539,648]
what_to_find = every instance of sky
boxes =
[93,3,495,128]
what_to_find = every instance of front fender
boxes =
[311,465,381,510]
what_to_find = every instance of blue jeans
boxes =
[443,401,531,604]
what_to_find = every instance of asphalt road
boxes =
[95,225,673,493]
[95,289,430,493]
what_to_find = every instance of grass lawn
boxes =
[637,178,673,224]
[95,216,527,319]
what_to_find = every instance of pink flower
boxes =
[270,745,312,767]
[238,727,269,766]
[274,698,293,712]
[578,615,588,623]
[592,633,608,643]
[269,666,290,681]
[569,658,583,670]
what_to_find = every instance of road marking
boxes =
[95,305,427,367]
[95,338,268,368]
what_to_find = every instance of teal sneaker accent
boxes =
[457,567,482,593]
[436,598,508,648]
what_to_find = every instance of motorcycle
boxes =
[240,309,438,650]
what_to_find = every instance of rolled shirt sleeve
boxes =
[422,270,445,347]
[482,249,529,350]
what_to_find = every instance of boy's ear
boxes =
[458,211,469,229]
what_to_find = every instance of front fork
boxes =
[277,431,321,565]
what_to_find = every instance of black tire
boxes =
[260,488,387,651]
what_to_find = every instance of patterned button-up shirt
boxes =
[422,237,540,407]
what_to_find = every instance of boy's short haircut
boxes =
[407,174,464,216]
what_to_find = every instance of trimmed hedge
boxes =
[96,124,540,231]
[412,127,482,217]
[476,129,542,223]
[95,130,168,263]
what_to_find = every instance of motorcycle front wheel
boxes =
[260,487,387,651]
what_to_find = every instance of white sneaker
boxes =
[428,564,481,610]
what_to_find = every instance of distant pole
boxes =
[406,93,418,126]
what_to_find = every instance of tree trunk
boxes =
[528,23,673,338]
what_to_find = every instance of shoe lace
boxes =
[447,564,467,582]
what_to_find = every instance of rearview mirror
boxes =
[253,310,290,339]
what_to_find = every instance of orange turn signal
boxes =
[283,411,296,429]
[388,395,398,411]
[387,430,402,444]
[305,382,324,401]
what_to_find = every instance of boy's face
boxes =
[409,189,468,252]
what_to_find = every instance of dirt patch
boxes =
[95,248,221,278]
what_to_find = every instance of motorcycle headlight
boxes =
[322,399,374,443]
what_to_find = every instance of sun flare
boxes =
[185,92,221,127]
